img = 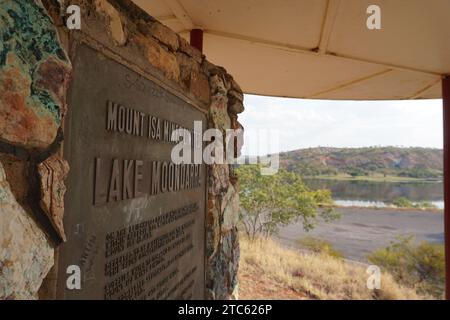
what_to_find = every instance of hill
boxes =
[278,147,443,180]
[238,236,428,300]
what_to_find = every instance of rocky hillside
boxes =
[279,147,443,179]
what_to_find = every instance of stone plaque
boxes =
[57,45,206,300]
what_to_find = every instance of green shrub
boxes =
[392,197,414,208]
[398,168,441,179]
[368,235,444,298]
[391,197,437,209]
[414,201,437,209]
[298,236,344,259]
[346,167,368,177]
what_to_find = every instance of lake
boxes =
[278,207,444,261]
[277,179,445,262]
[303,178,444,209]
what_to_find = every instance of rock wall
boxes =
[0,0,71,299]
[0,0,243,299]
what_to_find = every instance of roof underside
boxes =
[132,0,450,100]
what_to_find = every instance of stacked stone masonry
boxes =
[0,0,243,299]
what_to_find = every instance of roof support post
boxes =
[190,29,203,53]
[443,76,450,300]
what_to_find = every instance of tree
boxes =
[236,165,337,240]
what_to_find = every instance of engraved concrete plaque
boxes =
[57,44,206,299]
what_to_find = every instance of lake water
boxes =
[278,207,444,261]
[303,179,444,209]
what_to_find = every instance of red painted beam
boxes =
[443,76,450,300]
[190,29,203,53]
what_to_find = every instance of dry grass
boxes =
[239,236,430,300]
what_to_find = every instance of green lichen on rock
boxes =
[0,0,67,65]
[0,0,71,149]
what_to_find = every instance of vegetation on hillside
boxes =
[297,236,344,259]
[236,165,337,239]
[279,147,443,180]
[368,235,445,298]
[239,236,427,300]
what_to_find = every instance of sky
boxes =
[239,94,443,156]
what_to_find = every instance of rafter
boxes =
[318,0,341,54]
[202,29,442,77]
[408,78,441,99]
[308,69,393,98]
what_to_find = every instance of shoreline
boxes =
[304,175,442,183]
[332,204,443,212]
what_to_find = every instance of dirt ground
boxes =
[278,207,443,261]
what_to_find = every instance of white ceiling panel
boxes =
[132,0,447,100]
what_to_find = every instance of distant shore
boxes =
[304,174,442,183]
[332,204,443,212]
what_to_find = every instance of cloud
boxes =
[240,95,443,155]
